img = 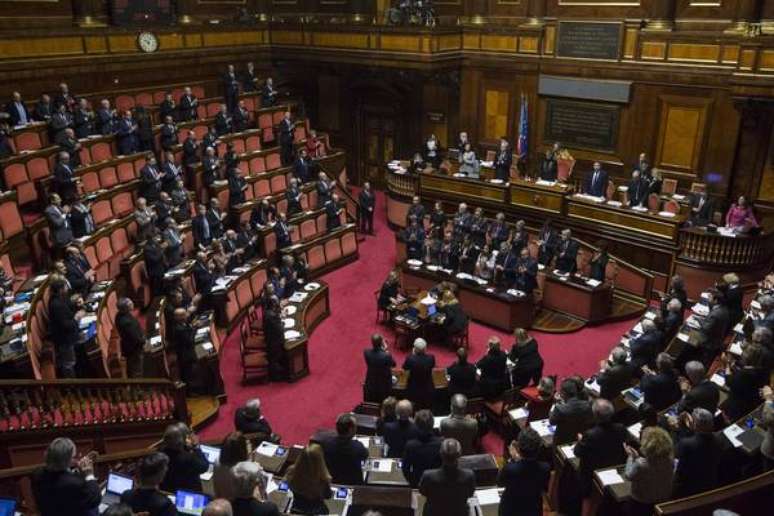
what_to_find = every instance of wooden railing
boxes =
[678,227,774,268]
[385,167,420,199]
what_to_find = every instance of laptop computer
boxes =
[200,444,220,467]
[175,490,210,515]
[0,497,17,516]
[100,472,134,511]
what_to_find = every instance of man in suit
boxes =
[179,86,199,122]
[274,212,292,250]
[359,181,376,235]
[407,196,426,227]
[325,194,343,232]
[597,347,635,400]
[159,423,210,493]
[488,212,510,250]
[96,99,116,135]
[418,438,476,516]
[55,128,82,168]
[573,399,631,497]
[405,218,426,261]
[403,338,436,410]
[687,188,714,227]
[223,64,240,113]
[279,111,295,165]
[47,278,83,378]
[663,298,684,338]
[5,91,29,126]
[555,229,579,274]
[363,334,396,403]
[52,151,78,204]
[53,82,76,112]
[756,295,774,333]
[64,245,94,296]
[182,130,200,174]
[402,410,443,487]
[206,198,225,240]
[285,178,303,216]
[72,98,94,139]
[262,77,278,107]
[320,413,369,485]
[498,428,551,516]
[383,400,419,458]
[293,149,312,184]
[193,251,215,298]
[120,452,177,516]
[159,115,178,152]
[494,138,512,181]
[677,361,720,414]
[640,353,682,411]
[140,155,162,203]
[201,146,221,188]
[144,237,167,297]
[115,297,146,378]
[170,308,198,389]
[117,110,139,155]
[315,171,333,208]
[234,398,277,444]
[264,297,289,381]
[634,152,651,179]
[695,288,730,365]
[495,242,518,288]
[242,62,259,92]
[161,152,183,193]
[549,379,594,445]
[192,204,212,250]
[49,103,72,142]
[540,149,558,181]
[629,319,662,370]
[514,247,538,295]
[232,99,250,132]
[33,93,53,122]
[476,337,509,400]
[440,395,478,456]
[214,104,232,136]
[32,437,100,516]
[537,221,559,266]
[584,161,609,198]
[673,408,722,498]
[627,169,648,207]
[159,93,177,122]
[45,194,73,254]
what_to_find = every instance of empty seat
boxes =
[253,180,270,197]
[266,153,281,171]
[115,95,135,112]
[270,174,286,193]
[91,142,113,161]
[135,92,153,107]
[232,139,246,154]
[27,157,50,181]
[300,219,317,240]
[263,233,277,256]
[117,161,136,182]
[258,114,273,129]
[249,157,266,174]
[237,280,252,310]
[80,171,100,193]
[206,103,220,117]
[250,269,267,299]
[307,245,325,271]
[98,166,119,189]
[92,200,113,225]
[15,131,42,151]
[272,111,284,124]
[112,191,134,217]
[245,135,261,152]
[0,201,24,240]
[324,238,342,262]
[192,86,205,99]
[3,163,28,192]
[153,91,167,105]
[341,232,357,256]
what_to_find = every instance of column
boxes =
[73,0,107,27]
[643,0,676,31]
[725,0,761,33]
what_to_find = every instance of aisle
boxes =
[198,192,639,448]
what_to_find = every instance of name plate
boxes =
[544,99,619,152]
[557,21,622,60]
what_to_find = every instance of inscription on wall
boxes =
[557,22,621,60]
[544,99,619,152]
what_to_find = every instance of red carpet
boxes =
[198,191,639,453]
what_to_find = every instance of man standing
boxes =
[628,169,648,208]
[279,111,295,165]
[223,64,240,113]
[359,181,376,235]
[242,62,259,92]
[363,334,396,403]
[494,137,512,181]
[5,91,29,126]
[418,439,476,516]
[555,229,579,274]
[320,413,369,486]
[514,247,538,295]
[53,151,78,204]
[116,297,146,378]
[402,410,443,487]
[440,395,478,456]
[403,338,436,410]
[584,161,608,198]
[179,87,199,122]
[45,194,73,255]
[32,438,101,516]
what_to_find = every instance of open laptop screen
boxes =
[199,444,220,465]
[106,472,134,495]
[0,498,17,516]
[175,491,209,515]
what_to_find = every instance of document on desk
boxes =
[597,469,625,486]
[509,407,529,420]
[677,332,691,343]
[433,416,444,430]
[256,442,279,457]
[356,437,371,448]
[475,488,502,506]
[560,445,576,460]
[529,419,554,437]
[371,459,393,472]
[723,425,745,448]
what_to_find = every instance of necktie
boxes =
[202,217,210,240]
[16,103,27,124]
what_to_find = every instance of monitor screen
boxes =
[427,304,437,316]
[0,498,16,516]
[199,445,220,464]
[107,472,134,495]
[175,491,209,515]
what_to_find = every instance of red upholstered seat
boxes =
[263,233,276,256]
[226,291,239,322]
[15,131,41,151]
[254,180,270,197]
[129,260,150,308]
[294,126,306,142]
[237,280,252,310]
[250,269,267,299]
[96,236,113,263]
[193,125,208,139]
[135,92,153,107]
[197,106,207,120]
[83,245,98,270]
[307,190,318,209]
[110,228,129,255]
[341,232,357,256]
[16,182,38,206]
[258,114,273,129]
[92,200,113,225]
[79,147,92,166]
[232,140,246,154]
[275,199,288,214]
[315,214,327,233]
[324,239,342,263]
[307,246,325,270]
[266,153,281,171]
[80,171,100,193]
[289,226,299,243]
[91,142,113,162]
[115,95,135,112]
[153,91,167,104]
[250,157,266,175]
[262,128,274,144]
[300,219,317,240]
[98,166,119,189]
[0,201,23,240]
[245,136,261,152]
[3,163,27,191]
[117,161,136,182]
[27,157,49,181]
[206,103,220,117]
[192,86,205,99]
[272,111,284,124]
[237,161,248,177]
[270,174,286,193]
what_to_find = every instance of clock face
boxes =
[137,32,159,53]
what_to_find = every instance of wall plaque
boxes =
[557,21,621,60]
[544,99,619,152]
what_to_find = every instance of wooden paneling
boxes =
[312,32,369,49]
[641,41,667,60]
[0,36,82,58]
[380,34,421,52]
[655,96,711,176]
[481,34,518,52]
[483,88,510,141]
[668,43,721,62]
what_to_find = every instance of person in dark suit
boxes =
[116,110,139,155]
[405,218,426,261]
[193,251,215,299]
[214,104,233,136]
[159,93,177,122]
[262,77,278,107]
[285,178,303,216]
[641,353,682,411]
[159,115,178,152]
[55,128,82,168]
[418,438,476,516]
[407,196,427,227]
[33,94,53,122]
[446,347,479,399]
[629,319,663,370]
[325,194,343,232]
[673,408,722,498]
[488,212,510,250]
[555,229,579,274]
[192,204,213,250]
[279,111,295,165]
[120,452,177,516]
[206,198,225,240]
[720,345,767,421]
[494,138,512,181]
[159,422,210,493]
[230,461,282,516]
[383,399,419,458]
[274,212,292,250]
[364,334,396,404]
[64,246,94,295]
[359,181,376,235]
[223,64,240,112]
[72,98,94,139]
[584,161,609,198]
[377,270,401,311]
[96,99,117,135]
[45,194,73,253]
[498,428,550,516]
[549,379,594,445]
[292,149,311,184]
[234,398,277,444]
[589,241,609,282]
[5,91,30,126]
[0,124,15,160]
[695,288,730,366]
[52,151,78,204]
[242,62,259,92]
[201,146,221,188]
[227,166,247,208]
[537,219,559,266]
[476,337,509,400]
[32,437,100,516]
[140,156,162,203]
[320,413,369,485]
[135,105,155,153]
[440,395,479,456]
[573,399,632,497]
[115,297,146,378]
[315,171,333,208]
[627,169,649,208]
[403,338,436,410]
[264,297,288,381]
[514,247,538,295]
[509,328,544,389]
[53,82,76,112]
[232,100,250,132]
[439,290,468,345]
[48,278,83,378]
[182,130,200,174]
[687,188,714,227]
[179,87,199,122]
[160,153,183,194]
[144,237,167,297]
[402,410,443,487]
[677,361,720,414]
[722,273,744,326]
[49,104,73,142]
[540,149,558,181]
[597,347,636,400]
[663,298,684,339]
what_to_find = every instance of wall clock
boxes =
[137,31,160,53]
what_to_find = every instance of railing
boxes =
[678,227,774,268]
[385,167,420,199]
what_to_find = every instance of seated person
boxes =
[438,289,468,343]
[159,422,210,493]
[233,398,277,444]
[597,347,636,400]
[404,217,426,260]
[230,462,281,516]
[285,444,332,515]
[476,337,509,400]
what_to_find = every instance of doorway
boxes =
[358,109,397,189]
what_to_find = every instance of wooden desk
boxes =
[365,457,409,486]
[567,195,685,242]
[419,173,509,205]
[400,262,535,332]
[509,179,571,216]
[542,273,613,323]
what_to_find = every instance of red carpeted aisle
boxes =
[198,192,639,452]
